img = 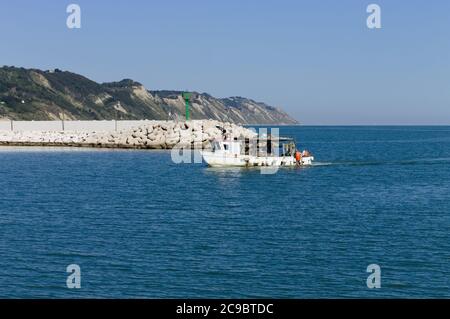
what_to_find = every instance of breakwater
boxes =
[0,120,256,149]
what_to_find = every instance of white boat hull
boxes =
[200,151,314,167]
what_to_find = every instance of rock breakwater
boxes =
[0,120,256,149]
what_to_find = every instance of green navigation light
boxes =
[182,92,192,121]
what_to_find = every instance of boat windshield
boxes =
[212,141,222,151]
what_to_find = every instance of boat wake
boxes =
[313,157,450,168]
[310,162,334,167]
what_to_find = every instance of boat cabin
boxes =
[211,137,296,157]
[212,140,241,155]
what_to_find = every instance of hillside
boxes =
[0,66,298,124]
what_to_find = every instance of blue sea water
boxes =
[0,126,449,298]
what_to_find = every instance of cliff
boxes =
[0,66,298,124]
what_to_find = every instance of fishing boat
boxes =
[200,136,314,167]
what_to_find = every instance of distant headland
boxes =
[0,66,298,125]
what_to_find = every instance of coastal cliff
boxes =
[0,66,298,124]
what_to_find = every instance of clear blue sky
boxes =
[1,0,449,124]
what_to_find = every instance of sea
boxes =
[0,126,449,298]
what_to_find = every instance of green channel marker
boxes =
[182,92,192,121]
